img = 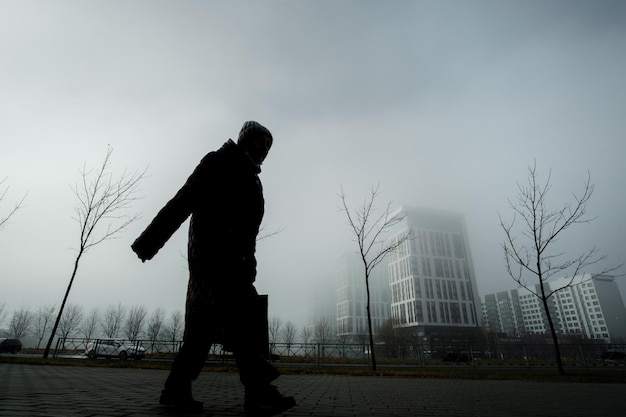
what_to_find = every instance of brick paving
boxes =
[1,363,625,416]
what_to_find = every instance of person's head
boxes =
[237,121,273,164]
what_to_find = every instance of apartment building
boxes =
[482,290,525,337]
[482,274,626,342]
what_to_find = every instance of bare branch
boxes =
[257,225,286,241]
[0,177,27,230]
[70,147,147,253]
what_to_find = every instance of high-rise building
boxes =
[482,291,525,337]
[336,252,391,343]
[307,284,337,342]
[385,206,483,342]
[482,274,626,342]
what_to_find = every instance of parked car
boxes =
[441,351,470,362]
[85,339,146,360]
[0,338,22,354]
[601,350,626,360]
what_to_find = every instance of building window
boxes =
[434,258,444,278]
[426,301,432,322]
[449,281,458,300]
[452,234,465,258]
[440,302,449,323]
[415,300,424,322]
[450,302,461,324]
[462,304,469,324]
[466,282,474,301]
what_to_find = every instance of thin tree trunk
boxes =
[43,252,81,358]
[542,296,565,375]
[365,270,377,371]
[537,269,565,375]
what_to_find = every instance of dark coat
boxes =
[131,139,264,285]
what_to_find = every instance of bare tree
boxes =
[299,325,312,344]
[163,310,184,344]
[268,316,282,344]
[0,302,7,329]
[314,317,333,345]
[499,162,622,375]
[376,318,398,358]
[9,306,32,340]
[281,321,297,348]
[100,303,127,338]
[0,177,27,230]
[81,308,100,341]
[339,184,409,371]
[58,304,83,340]
[336,320,350,345]
[146,307,165,352]
[43,146,147,358]
[124,305,148,341]
[34,304,57,349]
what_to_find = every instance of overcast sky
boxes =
[1,0,625,331]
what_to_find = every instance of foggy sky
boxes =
[2,0,626,331]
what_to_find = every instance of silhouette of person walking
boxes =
[132,121,295,416]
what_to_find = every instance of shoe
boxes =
[244,385,296,417]
[159,389,203,412]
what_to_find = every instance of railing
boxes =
[52,337,229,361]
[269,341,626,367]
[49,338,626,368]
[269,342,370,364]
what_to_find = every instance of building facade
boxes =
[336,252,391,343]
[307,284,337,343]
[385,206,483,341]
[482,290,525,338]
[482,274,626,342]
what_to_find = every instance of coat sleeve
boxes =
[131,154,212,262]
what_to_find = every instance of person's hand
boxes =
[131,242,150,263]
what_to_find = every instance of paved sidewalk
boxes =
[1,363,625,416]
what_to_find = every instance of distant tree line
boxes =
[0,302,185,348]
[0,302,337,348]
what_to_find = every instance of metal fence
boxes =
[51,338,626,367]
[269,341,626,367]
[269,342,370,364]
[52,338,223,361]
[386,341,624,366]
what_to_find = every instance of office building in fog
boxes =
[336,252,391,342]
[385,206,483,341]
[307,285,337,342]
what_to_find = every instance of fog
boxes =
[2,1,625,331]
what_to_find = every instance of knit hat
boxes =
[237,121,272,145]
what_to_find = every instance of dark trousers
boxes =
[164,277,277,392]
